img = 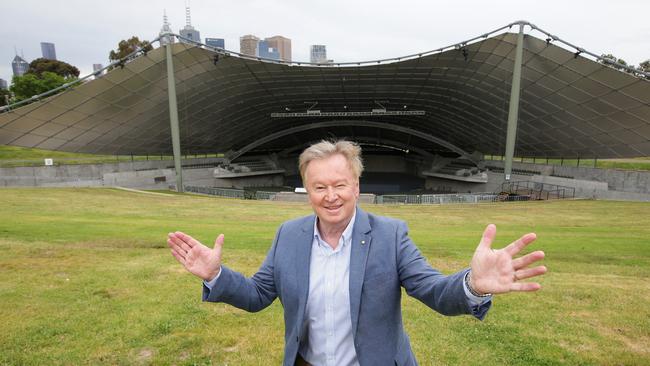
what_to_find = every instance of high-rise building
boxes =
[12,55,29,76]
[264,36,291,62]
[0,78,7,90]
[93,64,104,78]
[40,42,57,60]
[159,10,175,46]
[179,4,200,43]
[240,35,260,57]
[258,40,280,60]
[206,38,225,49]
[310,45,327,63]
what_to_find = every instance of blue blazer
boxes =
[203,207,491,366]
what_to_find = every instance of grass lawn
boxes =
[0,188,649,365]
[2,145,649,172]
[0,145,219,167]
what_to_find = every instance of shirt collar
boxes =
[313,210,357,248]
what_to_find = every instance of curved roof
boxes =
[1,24,649,159]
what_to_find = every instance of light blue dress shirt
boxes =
[204,212,491,366]
[299,212,358,366]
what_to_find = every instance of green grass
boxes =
[2,145,649,172]
[486,155,650,171]
[0,145,222,167]
[0,188,649,365]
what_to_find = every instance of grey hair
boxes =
[299,140,364,182]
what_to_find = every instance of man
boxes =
[167,140,546,366]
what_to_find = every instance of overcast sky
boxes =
[2,0,648,83]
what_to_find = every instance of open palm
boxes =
[470,224,547,295]
[167,231,224,281]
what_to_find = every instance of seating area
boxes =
[422,159,488,183]
[213,158,284,178]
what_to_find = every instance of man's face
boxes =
[304,154,360,231]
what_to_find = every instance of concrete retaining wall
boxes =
[0,158,223,188]
[2,156,650,202]
[214,174,285,189]
[485,160,650,194]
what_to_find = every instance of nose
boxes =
[325,186,337,201]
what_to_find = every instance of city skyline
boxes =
[1,0,648,83]
[40,42,57,60]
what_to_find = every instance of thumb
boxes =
[477,224,496,251]
[214,234,225,253]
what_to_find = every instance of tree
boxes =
[0,89,11,107]
[109,36,152,63]
[600,54,628,67]
[639,60,650,73]
[10,72,68,102]
[27,58,80,78]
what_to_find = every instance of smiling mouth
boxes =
[324,205,342,212]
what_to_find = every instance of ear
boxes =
[354,180,360,199]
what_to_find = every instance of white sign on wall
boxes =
[44,158,53,166]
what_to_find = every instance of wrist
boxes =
[204,266,221,282]
[466,270,491,297]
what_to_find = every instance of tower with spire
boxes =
[12,48,29,77]
[179,1,201,43]
[159,10,175,45]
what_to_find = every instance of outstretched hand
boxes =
[469,224,547,295]
[167,231,224,281]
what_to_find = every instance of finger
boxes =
[510,282,542,292]
[514,265,547,281]
[504,233,537,256]
[167,237,183,252]
[170,248,186,264]
[477,224,496,251]
[168,235,192,254]
[512,250,545,270]
[173,231,202,249]
[214,234,225,252]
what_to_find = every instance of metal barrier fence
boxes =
[184,186,278,200]
[184,186,245,199]
[501,181,575,199]
[185,186,540,204]
[375,192,532,204]
[254,191,278,200]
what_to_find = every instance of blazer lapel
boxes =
[349,207,372,336]
[295,215,315,332]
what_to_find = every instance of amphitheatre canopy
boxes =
[1,21,649,162]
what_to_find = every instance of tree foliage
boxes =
[27,58,80,78]
[9,72,70,102]
[109,36,153,62]
[600,54,628,67]
[0,89,11,107]
[639,60,650,73]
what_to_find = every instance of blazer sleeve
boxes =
[201,224,282,312]
[395,220,491,319]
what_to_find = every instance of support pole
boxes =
[503,23,525,181]
[165,42,183,192]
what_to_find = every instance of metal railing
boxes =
[184,186,571,204]
[375,192,533,205]
[184,186,278,200]
[501,181,575,199]
[184,186,245,199]
[254,191,278,200]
